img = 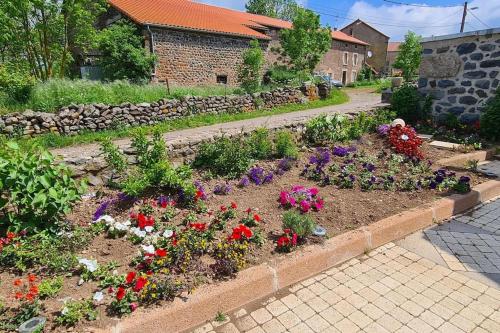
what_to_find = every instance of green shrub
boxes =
[193,137,252,179]
[238,40,264,93]
[247,128,273,159]
[304,113,351,144]
[275,130,299,158]
[56,299,97,326]
[0,65,35,103]
[282,211,315,239]
[480,89,500,142]
[100,130,195,198]
[391,84,431,124]
[39,276,64,299]
[0,140,86,233]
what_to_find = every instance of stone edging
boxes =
[98,155,500,332]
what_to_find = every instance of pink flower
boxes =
[130,303,138,312]
[309,188,319,196]
[313,199,324,211]
[300,200,311,213]
[292,233,298,246]
[279,191,289,205]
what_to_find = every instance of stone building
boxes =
[386,42,402,76]
[341,19,389,75]
[418,28,500,123]
[106,0,373,87]
[316,30,369,85]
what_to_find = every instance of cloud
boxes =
[346,0,500,41]
[195,0,308,12]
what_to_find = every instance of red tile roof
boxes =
[388,42,401,52]
[108,0,292,39]
[331,30,369,46]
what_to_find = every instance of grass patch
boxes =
[346,79,391,93]
[0,79,246,115]
[16,89,349,149]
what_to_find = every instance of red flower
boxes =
[388,125,424,159]
[137,214,155,229]
[220,205,227,212]
[146,270,153,276]
[14,292,23,300]
[29,285,38,295]
[292,233,298,246]
[277,236,290,247]
[190,223,207,232]
[116,287,126,301]
[155,248,167,257]
[13,279,22,286]
[126,272,136,284]
[195,190,204,201]
[253,214,261,222]
[6,232,15,240]
[28,274,37,283]
[230,225,253,241]
[246,208,252,214]
[133,277,148,292]
[25,293,36,302]
[231,202,238,209]
[283,228,291,234]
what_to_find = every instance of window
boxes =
[351,71,357,83]
[353,53,359,66]
[216,75,228,84]
[343,52,348,65]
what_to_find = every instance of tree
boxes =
[246,0,299,21]
[0,0,107,80]
[238,40,264,93]
[280,8,331,73]
[393,31,423,82]
[97,20,156,83]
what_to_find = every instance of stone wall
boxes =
[317,40,367,84]
[418,30,500,123]
[0,87,305,137]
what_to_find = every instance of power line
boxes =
[382,0,463,8]
[309,9,463,29]
[467,9,491,28]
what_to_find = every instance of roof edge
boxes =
[421,27,500,43]
[146,22,271,40]
[340,19,390,39]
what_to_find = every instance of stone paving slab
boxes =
[190,242,500,333]
[477,161,500,178]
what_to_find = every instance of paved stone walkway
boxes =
[51,89,383,161]
[191,198,500,333]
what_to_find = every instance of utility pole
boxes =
[460,1,468,33]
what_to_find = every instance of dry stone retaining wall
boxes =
[0,87,305,137]
[418,29,500,123]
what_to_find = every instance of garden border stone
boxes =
[99,175,500,332]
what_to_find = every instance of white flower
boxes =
[123,219,132,227]
[145,226,154,233]
[115,222,129,231]
[78,258,98,272]
[141,244,155,254]
[93,291,104,302]
[401,134,409,141]
[131,227,146,238]
[61,307,69,315]
[95,215,115,225]
[163,229,174,238]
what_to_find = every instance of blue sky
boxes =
[197,0,500,41]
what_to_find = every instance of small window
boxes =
[351,71,357,82]
[343,52,348,65]
[216,75,228,84]
[353,53,359,66]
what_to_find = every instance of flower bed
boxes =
[0,115,489,332]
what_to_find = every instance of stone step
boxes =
[477,160,500,178]
[418,134,433,141]
[429,140,461,150]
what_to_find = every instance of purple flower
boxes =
[238,176,250,188]
[93,200,111,221]
[277,158,294,172]
[377,124,391,136]
[248,167,265,185]
[363,163,376,172]
[214,183,232,195]
[333,146,349,157]
[309,148,330,167]
[459,176,471,184]
[263,172,274,184]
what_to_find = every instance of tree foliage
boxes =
[97,20,156,83]
[0,0,107,80]
[245,0,299,21]
[280,8,331,73]
[238,40,264,93]
[393,31,423,82]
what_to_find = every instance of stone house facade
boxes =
[386,42,402,76]
[418,28,500,123]
[341,19,389,75]
[316,31,368,85]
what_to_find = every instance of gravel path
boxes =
[51,89,384,160]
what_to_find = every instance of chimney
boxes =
[333,27,337,31]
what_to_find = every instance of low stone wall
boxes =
[418,29,500,123]
[0,87,305,137]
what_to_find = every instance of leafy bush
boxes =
[97,20,156,83]
[0,141,86,233]
[56,299,97,326]
[282,211,315,238]
[391,84,431,124]
[39,277,64,299]
[100,130,195,198]
[0,65,35,103]
[480,89,500,141]
[247,128,273,159]
[238,40,264,93]
[305,113,351,144]
[275,130,299,158]
[194,137,252,179]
